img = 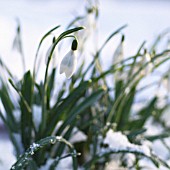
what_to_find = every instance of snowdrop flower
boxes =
[141,50,153,75]
[59,39,78,79]
[112,35,124,64]
[113,35,125,81]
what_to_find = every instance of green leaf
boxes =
[117,86,136,130]
[67,16,85,29]
[129,97,158,130]
[47,68,57,109]
[46,80,92,135]
[56,88,105,135]
[127,128,147,141]
[20,71,34,149]
[10,136,78,170]
[57,26,85,41]
[33,25,60,76]
[0,109,21,157]
[99,24,127,53]
[146,132,170,141]
[0,85,17,131]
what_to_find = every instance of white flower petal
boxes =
[65,54,77,78]
[113,41,124,64]
[59,51,77,79]
[59,64,67,74]
[59,51,70,74]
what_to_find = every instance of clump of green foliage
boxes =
[0,1,170,170]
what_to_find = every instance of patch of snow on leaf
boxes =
[29,143,40,155]
[103,129,151,157]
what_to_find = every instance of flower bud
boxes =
[71,39,78,51]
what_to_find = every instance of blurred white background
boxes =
[0,0,170,78]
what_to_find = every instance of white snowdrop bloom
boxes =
[59,50,78,79]
[113,35,126,82]
[141,52,153,75]
[112,35,124,65]
[59,39,78,79]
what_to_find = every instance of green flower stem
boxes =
[8,79,31,113]
[39,27,84,137]
[33,25,60,79]
[8,78,37,134]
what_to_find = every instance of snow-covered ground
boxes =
[0,0,170,169]
[0,132,16,170]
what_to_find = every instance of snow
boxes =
[105,160,127,170]
[69,127,87,143]
[52,121,87,144]
[29,143,40,155]
[102,129,170,169]
[40,157,73,170]
[161,106,170,127]
[103,130,151,157]
[144,118,164,136]
[12,133,24,155]
[32,105,42,131]
[0,135,16,170]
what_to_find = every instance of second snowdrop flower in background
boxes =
[59,39,78,79]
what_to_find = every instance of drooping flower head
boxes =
[59,39,78,79]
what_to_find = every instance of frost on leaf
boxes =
[29,143,40,155]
